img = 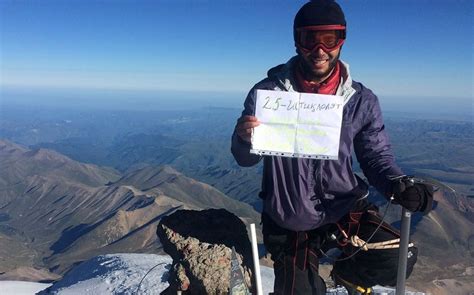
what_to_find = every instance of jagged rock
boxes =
[156,209,254,294]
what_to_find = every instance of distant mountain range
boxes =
[0,139,259,282]
[1,138,472,293]
[2,105,472,208]
[0,105,473,294]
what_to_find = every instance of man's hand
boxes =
[391,177,435,214]
[235,115,260,143]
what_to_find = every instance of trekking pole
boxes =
[395,207,411,295]
[394,175,447,295]
[250,223,263,295]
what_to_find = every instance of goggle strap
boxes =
[295,25,346,32]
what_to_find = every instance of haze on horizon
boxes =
[0,0,472,115]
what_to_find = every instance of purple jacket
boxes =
[231,57,403,231]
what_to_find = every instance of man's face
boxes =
[298,46,341,82]
[294,27,345,82]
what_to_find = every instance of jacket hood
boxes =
[266,56,356,105]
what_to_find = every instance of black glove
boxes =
[391,178,434,214]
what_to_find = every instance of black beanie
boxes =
[294,0,346,29]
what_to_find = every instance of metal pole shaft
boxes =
[396,208,411,295]
[250,223,263,295]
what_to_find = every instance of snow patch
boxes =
[40,254,171,294]
[0,281,51,295]
[0,253,425,294]
[32,253,274,294]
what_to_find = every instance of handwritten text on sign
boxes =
[250,89,344,160]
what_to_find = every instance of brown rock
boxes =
[157,209,254,294]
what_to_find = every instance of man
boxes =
[231,1,434,294]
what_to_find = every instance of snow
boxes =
[0,281,51,295]
[0,253,274,295]
[0,253,422,294]
[38,254,172,295]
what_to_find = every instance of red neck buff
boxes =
[295,61,341,95]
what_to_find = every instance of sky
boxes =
[0,0,473,106]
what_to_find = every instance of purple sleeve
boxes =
[353,92,403,197]
[231,88,262,167]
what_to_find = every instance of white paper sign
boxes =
[250,89,344,160]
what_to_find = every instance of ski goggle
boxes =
[295,25,346,53]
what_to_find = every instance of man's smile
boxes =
[312,58,329,66]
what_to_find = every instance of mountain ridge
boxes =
[0,137,472,293]
[0,140,259,278]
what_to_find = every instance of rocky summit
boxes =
[157,209,254,294]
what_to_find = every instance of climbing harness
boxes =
[318,196,396,262]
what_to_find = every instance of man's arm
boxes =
[354,91,435,214]
[353,92,403,197]
[231,89,262,167]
